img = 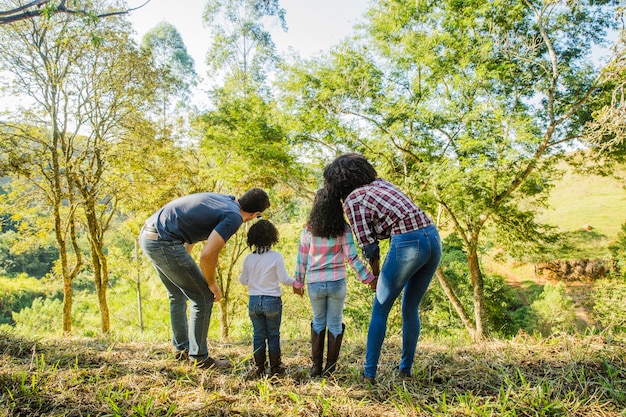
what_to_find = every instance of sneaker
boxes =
[174,349,189,361]
[190,356,230,369]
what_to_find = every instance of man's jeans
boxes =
[139,231,214,360]
[308,279,346,337]
[364,225,442,378]
[248,295,283,357]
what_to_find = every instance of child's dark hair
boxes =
[323,153,377,200]
[307,189,345,238]
[246,219,279,249]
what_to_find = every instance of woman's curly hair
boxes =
[307,189,345,238]
[246,219,279,248]
[323,153,377,200]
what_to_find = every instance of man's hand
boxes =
[293,286,304,296]
[200,230,226,302]
[209,282,223,302]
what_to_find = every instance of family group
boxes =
[139,153,442,383]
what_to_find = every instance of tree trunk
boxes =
[467,244,488,341]
[435,268,476,341]
[84,206,110,334]
[219,299,229,340]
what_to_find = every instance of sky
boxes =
[126,0,371,77]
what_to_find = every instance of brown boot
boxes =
[269,354,286,375]
[310,324,325,377]
[323,323,345,376]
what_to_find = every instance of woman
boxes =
[323,153,442,383]
[294,189,376,376]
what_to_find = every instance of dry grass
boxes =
[1,330,625,416]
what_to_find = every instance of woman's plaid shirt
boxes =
[343,178,433,250]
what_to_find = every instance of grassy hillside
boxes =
[537,164,626,258]
[1,330,625,416]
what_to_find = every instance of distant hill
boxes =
[538,162,626,258]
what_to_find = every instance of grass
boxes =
[1,329,625,416]
[538,163,626,258]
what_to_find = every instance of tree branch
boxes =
[0,0,151,24]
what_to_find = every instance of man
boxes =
[139,188,270,368]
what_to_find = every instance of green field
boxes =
[539,166,626,241]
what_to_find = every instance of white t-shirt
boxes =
[239,250,295,296]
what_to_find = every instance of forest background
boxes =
[1,0,626,416]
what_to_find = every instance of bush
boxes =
[608,222,626,279]
[0,274,59,325]
[592,278,626,337]
[530,282,577,335]
[12,297,64,336]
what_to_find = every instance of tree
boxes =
[197,0,313,338]
[279,0,619,341]
[0,8,159,334]
[194,93,310,339]
[203,0,286,96]
[141,21,197,141]
[0,0,150,25]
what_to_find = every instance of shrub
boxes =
[530,282,577,335]
[12,297,64,336]
[592,278,626,337]
[0,274,59,325]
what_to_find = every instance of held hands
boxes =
[370,258,380,277]
[293,286,305,297]
[368,258,380,292]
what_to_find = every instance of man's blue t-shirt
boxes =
[146,193,243,244]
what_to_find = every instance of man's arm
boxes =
[200,230,226,302]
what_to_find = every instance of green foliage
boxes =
[203,0,286,94]
[0,231,58,278]
[12,297,64,336]
[530,282,577,336]
[608,222,626,279]
[592,278,626,336]
[0,275,60,326]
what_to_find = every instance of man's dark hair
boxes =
[246,219,279,248]
[323,153,377,200]
[239,188,270,213]
[307,189,345,238]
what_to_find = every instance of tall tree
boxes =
[203,0,286,96]
[0,15,90,333]
[197,0,312,338]
[279,0,619,341]
[0,6,158,333]
[141,21,197,141]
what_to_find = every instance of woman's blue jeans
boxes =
[139,232,215,360]
[308,279,346,337]
[248,295,283,357]
[364,225,442,378]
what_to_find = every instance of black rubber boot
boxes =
[253,349,266,377]
[269,354,286,375]
[323,323,345,376]
[310,324,325,377]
